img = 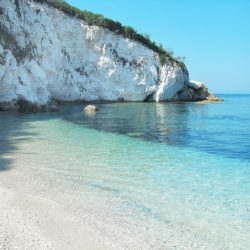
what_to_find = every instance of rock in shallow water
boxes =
[84,105,99,113]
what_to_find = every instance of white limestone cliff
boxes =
[0,0,218,111]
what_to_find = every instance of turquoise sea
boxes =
[0,94,250,249]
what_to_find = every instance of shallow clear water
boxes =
[0,94,250,249]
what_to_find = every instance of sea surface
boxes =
[0,94,250,249]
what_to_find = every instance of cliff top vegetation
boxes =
[34,0,187,71]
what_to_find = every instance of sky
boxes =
[66,0,250,94]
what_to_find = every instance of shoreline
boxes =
[0,96,223,113]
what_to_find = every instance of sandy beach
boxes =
[0,103,250,250]
[0,168,107,250]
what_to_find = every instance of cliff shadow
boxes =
[0,112,54,172]
[61,102,191,146]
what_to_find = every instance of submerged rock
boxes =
[47,101,59,112]
[16,99,46,112]
[84,105,99,113]
[0,99,59,112]
[0,102,14,111]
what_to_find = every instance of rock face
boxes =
[0,0,218,111]
[186,81,222,102]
